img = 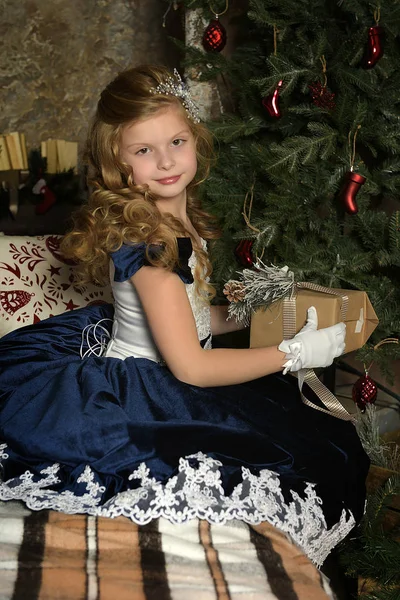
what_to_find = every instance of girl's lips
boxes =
[156,175,181,185]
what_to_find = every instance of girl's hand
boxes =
[278,306,346,374]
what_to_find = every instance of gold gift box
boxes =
[250,287,379,354]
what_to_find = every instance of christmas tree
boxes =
[177,0,400,375]
[170,1,400,594]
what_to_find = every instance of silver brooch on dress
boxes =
[150,69,201,124]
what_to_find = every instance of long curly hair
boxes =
[61,65,220,300]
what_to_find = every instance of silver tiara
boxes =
[150,69,201,124]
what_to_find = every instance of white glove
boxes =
[278,306,346,374]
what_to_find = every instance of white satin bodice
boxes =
[104,242,211,362]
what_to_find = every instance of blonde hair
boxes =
[61,65,220,299]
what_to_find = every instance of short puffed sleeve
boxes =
[110,238,194,284]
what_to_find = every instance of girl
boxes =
[0,65,369,567]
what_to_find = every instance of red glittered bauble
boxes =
[262,80,283,118]
[234,239,254,267]
[352,374,378,411]
[339,171,366,215]
[363,26,384,69]
[202,18,227,52]
[309,81,336,110]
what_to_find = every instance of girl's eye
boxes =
[136,147,150,155]
[172,138,185,147]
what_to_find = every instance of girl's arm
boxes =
[210,305,247,335]
[132,266,286,387]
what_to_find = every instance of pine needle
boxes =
[355,405,400,472]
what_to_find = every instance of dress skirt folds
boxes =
[0,241,370,568]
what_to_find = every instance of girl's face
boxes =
[121,104,197,210]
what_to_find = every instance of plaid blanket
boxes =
[0,501,334,600]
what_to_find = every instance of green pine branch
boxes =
[264,123,337,172]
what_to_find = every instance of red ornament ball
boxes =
[352,374,378,411]
[234,239,254,267]
[202,19,227,52]
[309,81,336,110]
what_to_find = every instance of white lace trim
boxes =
[0,444,354,567]
[186,239,212,346]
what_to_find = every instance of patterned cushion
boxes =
[0,235,113,338]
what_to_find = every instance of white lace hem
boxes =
[0,444,354,567]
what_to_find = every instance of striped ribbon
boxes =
[283,282,354,423]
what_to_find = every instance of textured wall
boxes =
[0,0,176,159]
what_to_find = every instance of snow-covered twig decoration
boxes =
[223,261,295,324]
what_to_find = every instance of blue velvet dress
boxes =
[0,238,369,566]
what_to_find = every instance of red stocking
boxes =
[35,185,56,215]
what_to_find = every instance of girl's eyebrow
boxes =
[126,129,191,149]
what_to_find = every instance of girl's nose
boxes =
[157,150,175,170]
